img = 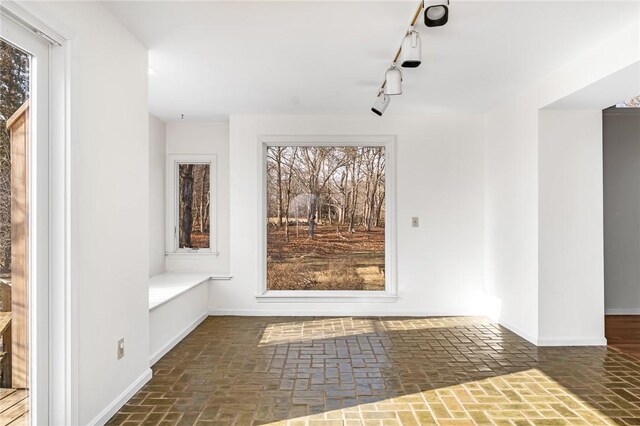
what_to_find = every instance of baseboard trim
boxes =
[497,320,607,347]
[497,319,539,345]
[150,312,208,366]
[208,309,483,317]
[605,308,640,315]
[536,337,607,347]
[88,368,152,426]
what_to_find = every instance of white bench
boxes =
[149,272,211,310]
[149,272,230,365]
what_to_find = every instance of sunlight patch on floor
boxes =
[263,368,617,426]
[258,316,496,347]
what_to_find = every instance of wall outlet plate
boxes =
[412,217,419,227]
[117,338,125,359]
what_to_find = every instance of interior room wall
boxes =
[165,122,230,275]
[35,2,150,424]
[484,19,639,344]
[604,108,640,314]
[484,100,540,342]
[538,110,605,344]
[217,114,486,315]
[149,114,166,277]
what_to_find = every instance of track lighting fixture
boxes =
[371,91,390,116]
[371,0,450,116]
[424,0,449,27]
[400,28,422,68]
[385,64,403,95]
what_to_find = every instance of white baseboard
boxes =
[150,312,208,366]
[208,309,483,317]
[88,368,152,426]
[496,319,539,345]
[497,320,607,346]
[536,337,607,346]
[605,308,640,315]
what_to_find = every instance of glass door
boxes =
[0,15,50,426]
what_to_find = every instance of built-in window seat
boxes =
[149,272,212,310]
[149,272,230,365]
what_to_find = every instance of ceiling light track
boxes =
[372,0,449,116]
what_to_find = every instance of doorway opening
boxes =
[603,95,640,361]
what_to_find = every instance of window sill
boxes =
[255,291,398,303]
[165,251,219,258]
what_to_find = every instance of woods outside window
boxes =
[167,155,217,254]
[260,136,396,298]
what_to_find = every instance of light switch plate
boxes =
[117,338,125,359]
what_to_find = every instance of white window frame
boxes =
[256,135,397,302]
[166,154,218,256]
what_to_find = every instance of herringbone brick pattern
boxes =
[107,317,640,425]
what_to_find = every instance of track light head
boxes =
[371,91,390,116]
[385,65,403,95]
[424,0,449,27]
[401,29,422,68]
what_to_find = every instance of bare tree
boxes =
[295,148,346,238]
[348,149,363,233]
[366,148,383,231]
[283,147,298,242]
[266,147,285,227]
[266,145,386,239]
[179,164,194,247]
[202,166,210,233]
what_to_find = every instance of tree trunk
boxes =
[316,196,322,225]
[375,190,385,227]
[366,158,380,231]
[340,167,348,226]
[308,195,317,238]
[199,166,209,233]
[276,148,283,227]
[283,148,297,242]
[348,158,360,233]
[179,164,195,247]
[284,184,292,242]
[203,195,210,233]
[363,177,371,229]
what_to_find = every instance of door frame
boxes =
[1,16,50,425]
[0,3,77,424]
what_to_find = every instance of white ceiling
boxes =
[103,1,639,121]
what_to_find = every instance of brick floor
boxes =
[107,316,640,425]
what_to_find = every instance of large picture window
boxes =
[167,154,216,254]
[264,140,393,293]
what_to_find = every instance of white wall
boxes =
[485,101,540,342]
[604,108,640,314]
[538,110,605,344]
[36,2,150,424]
[165,122,230,275]
[149,114,166,277]
[485,18,640,344]
[217,114,485,315]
